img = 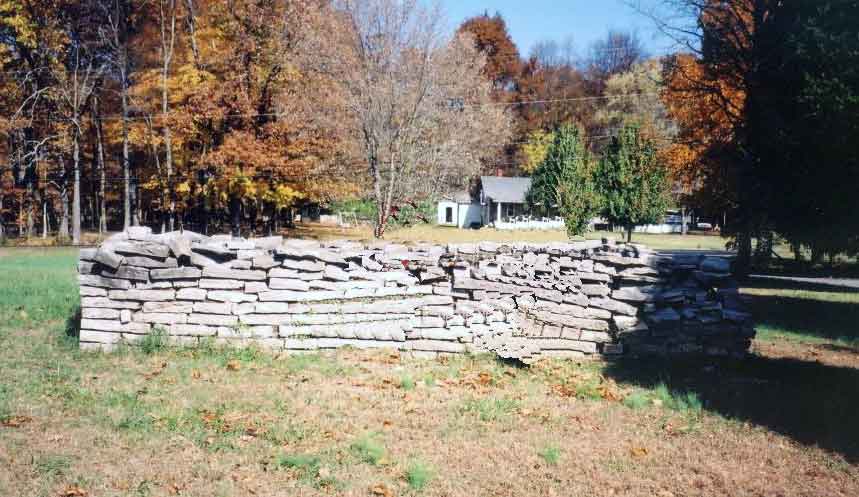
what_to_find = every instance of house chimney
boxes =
[496,167,503,177]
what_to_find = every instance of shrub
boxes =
[538,445,561,465]
[350,433,386,465]
[405,460,433,491]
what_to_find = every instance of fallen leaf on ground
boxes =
[59,485,88,497]
[191,370,201,379]
[226,360,241,371]
[630,446,649,457]
[370,483,394,497]
[1,415,32,428]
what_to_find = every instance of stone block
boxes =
[133,312,187,324]
[150,267,202,280]
[532,338,597,354]
[269,278,310,291]
[79,274,132,290]
[169,324,219,336]
[244,281,269,293]
[579,330,612,343]
[124,256,178,269]
[589,298,638,316]
[80,286,107,297]
[93,248,125,269]
[252,255,278,270]
[108,289,175,301]
[193,302,234,314]
[406,340,466,353]
[230,260,253,270]
[202,265,266,281]
[176,288,207,301]
[80,297,141,310]
[580,284,610,297]
[80,329,123,344]
[409,316,446,328]
[78,261,96,274]
[82,308,120,320]
[80,319,151,334]
[254,302,291,313]
[611,287,660,303]
[142,302,193,313]
[282,259,325,272]
[323,265,350,282]
[187,313,238,326]
[199,279,244,290]
[206,291,257,303]
[111,241,170,259]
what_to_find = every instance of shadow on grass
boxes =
[743,278,859,345]
[604,354,859,462]
[65,306,81,341]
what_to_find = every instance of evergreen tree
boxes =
[596,123,670,242]
[527,124,599,236]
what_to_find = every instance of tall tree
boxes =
[331,0,511,238]
[456,12,521,95]
[596,123,670,242]
[527,124,599,236]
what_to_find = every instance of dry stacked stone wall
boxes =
[76,228,755,362]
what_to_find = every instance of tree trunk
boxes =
[230,196,241,238]
[121,76,132,228]
[94,95,107,234]
[0,195,5,243]
[626,225,633,243]
[72,130,82,245]
[60,186,70,242]
[735,229,753,276]
[791,240,802,262]
[680,206,687,235]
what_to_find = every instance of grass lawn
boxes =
[1,250,858,497]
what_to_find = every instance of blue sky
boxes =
[440,0,674,60]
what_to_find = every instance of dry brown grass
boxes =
[1,323,857,497]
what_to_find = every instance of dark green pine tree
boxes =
[526,124,600,237]
[596,123,670,242]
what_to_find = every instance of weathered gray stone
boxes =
[580,284,610,297]
[80,297,141,310]
[282,259,325,272]
[82,308,120,320]
[193,301,234,314]
[578,272,612,283]
[79,248,98,261]
[590,298,638,316]
[142,302,193,313]
[252,255,278,270]
[111,241,170,258]
[133,312,187,324]
[108,289,176,301]
[93,248,125,269]
[79,329,123,344]
[176,288,207,301]
[79,274,132,290]
[202,265,266,281]
[190,252,220,267]
[123,256,179,269]
[323,265,350,282]
[248,235,283,249]
[244,281,269,293]
[206,291,257,303]
[199,279,244,290]
[611,286,660,303]
[229,259,253,270]
[77,261,96,274]
[79,286,107,297]
[258,290,342,302]
[80,319,150,334]
[269,278,310,291]
[187,313,238,326]
[150,267,201,280]
[406,340,466,353]
[169,324,219,336]
[531,338,597,354]
[700,256,731,274]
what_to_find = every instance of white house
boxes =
[437,191,482,229]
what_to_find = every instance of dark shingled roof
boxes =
[480,176,532,204]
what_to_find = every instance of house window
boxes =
[445,207,454,224]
